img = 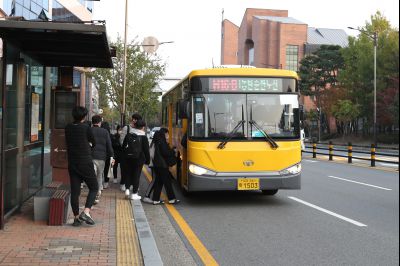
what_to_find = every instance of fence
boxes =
[303,141,399,168]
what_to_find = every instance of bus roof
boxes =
[188,67,298,79]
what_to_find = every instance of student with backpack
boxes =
[122,119,150,200]
[119,113,142,192]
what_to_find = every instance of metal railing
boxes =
[304,141,399,168]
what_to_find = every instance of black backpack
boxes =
[111,133,121,149]
[123,126,142,159]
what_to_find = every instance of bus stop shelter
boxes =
[0,18,114,229]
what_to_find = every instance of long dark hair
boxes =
[101,121,111,134]
[151,127,168,146]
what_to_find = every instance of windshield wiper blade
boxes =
[217,120,245,149]
[249,120,279,150]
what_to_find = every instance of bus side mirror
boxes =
[178,100,190,119]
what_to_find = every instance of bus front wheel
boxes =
[261,189,278,196]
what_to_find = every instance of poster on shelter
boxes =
[31,93,39,142]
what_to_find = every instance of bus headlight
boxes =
[188,164,216,176]
[279,163,301,176]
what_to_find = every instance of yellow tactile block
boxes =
[116,195,144,266]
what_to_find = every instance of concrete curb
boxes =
[131,199,163,266]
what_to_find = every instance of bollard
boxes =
[329,141,333,161]
[312,142,317,158]
[348,142,352,163]
[371,143,376,167]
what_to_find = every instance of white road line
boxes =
[288,196,367,227]
[328,175,392,191]
[379,162,398,167]
[303,159,317,163]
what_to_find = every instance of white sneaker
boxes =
[125,189,130,198]
[130,193,141,200]
[113,179,118,184]
[103,182,109,189]
[120,184,126,191]
[142,197,153,204]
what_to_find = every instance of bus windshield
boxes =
[190,94,300,140]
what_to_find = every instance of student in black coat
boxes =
[123,119,150,200]
[65,106,98,226]
[150,128,180,205]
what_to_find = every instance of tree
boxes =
[339,11,399,135]
[91,36,166,125]
[331,100,361,136]
[298,45,344,139]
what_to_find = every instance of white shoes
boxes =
[130,193,141,200]
[120,184,126,191]
[113,179,118,184]
[103,182,109,189]
[125,189,130,198]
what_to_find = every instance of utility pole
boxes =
[122,0,128,126]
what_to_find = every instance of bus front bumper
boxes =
[187,172,301,192]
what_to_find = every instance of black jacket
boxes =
[111,133,123,159]
[91,126,114,160]
[65,122,95,164]
[152,140,176,168]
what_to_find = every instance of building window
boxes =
[249,47,254,66]
[52,0,80,22]
[285,45,299,71]
[3,0,13,15]
[73,70,81,88]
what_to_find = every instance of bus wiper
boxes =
[217,120,246,149]
[249,120,279,150]
[249,104,278,149]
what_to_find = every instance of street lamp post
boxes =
[121,0,128,127]
[348,27,378,145]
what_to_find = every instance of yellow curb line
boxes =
[143,167,219,266]
[116,193,144,266]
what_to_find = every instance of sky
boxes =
[93,0,399,90]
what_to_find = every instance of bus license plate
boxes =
[237,178,260,190]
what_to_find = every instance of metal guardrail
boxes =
[303,141,399,168]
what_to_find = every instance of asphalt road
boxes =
[140,160,399,266]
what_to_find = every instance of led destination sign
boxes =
[209,77,284,92]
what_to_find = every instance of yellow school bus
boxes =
[161,66,301,195]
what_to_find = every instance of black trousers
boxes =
[119,155,127,186]
[144,167,156,198]
[152,167,176,201]
[68,162,99,216]
[124,158,144,193]
[113,158,120,181]
[104,158,111,183]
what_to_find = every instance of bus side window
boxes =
[175,102,182,127]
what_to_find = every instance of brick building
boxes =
[221,8,349,135]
